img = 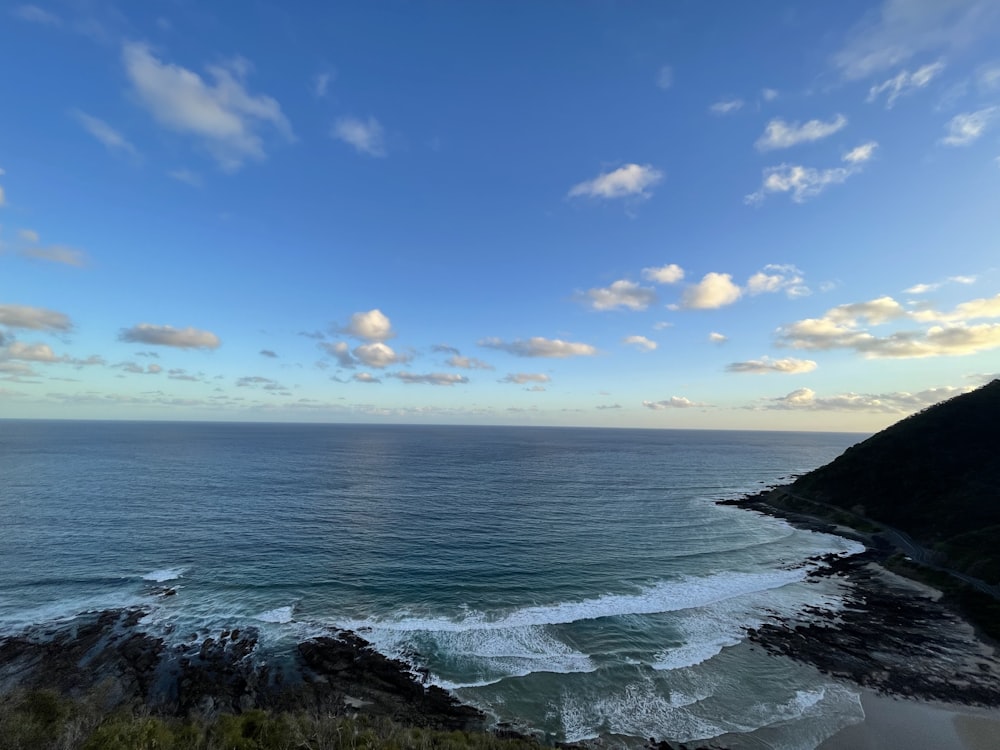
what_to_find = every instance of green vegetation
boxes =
[0,690,544,750]
[791,379,1000,584]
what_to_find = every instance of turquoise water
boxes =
[0,422,867,748]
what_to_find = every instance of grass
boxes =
[0,690,545,750]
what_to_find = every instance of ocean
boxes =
[0,421,868,748]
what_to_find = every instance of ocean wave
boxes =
[142,568,186,583]
[256,605,295,624]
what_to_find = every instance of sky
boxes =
[1,0,999,432]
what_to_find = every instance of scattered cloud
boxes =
[746,264,809,297]
[119,323,221,349]
[501,373,551,385]
[642,396,709,409]
[709,332,728,344]
[12,4,60,24]
[642,263,685,284]
[653,321,673,331]
[391,371,469,386]
[259,349,277,358]
[432,344,460,355]
[581,280,656,311]
[777,293,1000,358]
[726,356,818,374]
[656,65,673,90]
[709,98,744,115]
[623,335,656,351]
[761,88,779,102]
[447,355,493,370]
[353,372,380,383]
[568,163,663,200]
[843,141,879,164]
[867,60,946,108]
[755,114,848,151]
[0,304,72,332]
[168,168,202,187]
[19,245,88,267]
[331,116,386,157]
[353,342,411,368]
[763,385,970,413]
[321,341,356,368]
[3,341,62,362]
[479,336,597,358]
[746,141,877,205]
[833,0,1000,79]
[236,375,286,392]
[338,309,395,341]
[313,71,334,98]
[905,275,977,294]
[18,229,40,243]
[122,42,293,171]
[940,106,999,146]
[72,111,139,157]
[680,272,742,310]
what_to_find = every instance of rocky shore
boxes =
[0,609,483,732]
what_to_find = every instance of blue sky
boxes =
[1,0,999,431]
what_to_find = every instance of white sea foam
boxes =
[142,568,186,583]
[256,605,295,623]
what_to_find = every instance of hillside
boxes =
[790,379,1000,584]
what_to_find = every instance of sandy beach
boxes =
[819,690,1000,750]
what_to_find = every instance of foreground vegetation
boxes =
[0,688,542,750]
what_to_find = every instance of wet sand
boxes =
[818,690,1000,750]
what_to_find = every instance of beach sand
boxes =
[818,690,1000,750]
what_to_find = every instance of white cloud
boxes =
[501,373,551,384]
[0,185,5,206]
[353,342,410,368]
[122,42,293,171]
[353,372,380,383]
[332,116,386,157]
[642,396,709,409]
[642,263,685,284]
[867,60,946,108]
[681,272,742,310]
[168,168,202,187]
[746,143,877,205]
[581,280,656,311]
[833,0,1000,79]
[321,341,356,368]
[656,65,673,90]
[940,106,999,146]
[777,293,1000,358]
[119,323,221,349]
[12,5,60,24]
[568,163,664,200]
[446,355,494,370]
[18,229,40,243]
[73,111,139,157]
[979,63,1000,92]
[479,336,597,358]
[709,332,728,344]
[313,71,334,98]
[755,114,848,151]
[709,99,744,115]
[653,321,673,330]
[623,335,656,351]
[843,141,879,164]
[746,264,809,297]
[762,88,779,102]
[0,304,72,332]
[338,309,395,341]
[763,385,970,413]
[19,245,88,267]
[3,341,62,362]
[726,356,818,374]
[904,275,977,294]
[391,371,468,386]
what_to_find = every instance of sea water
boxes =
[0,421,867,748]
